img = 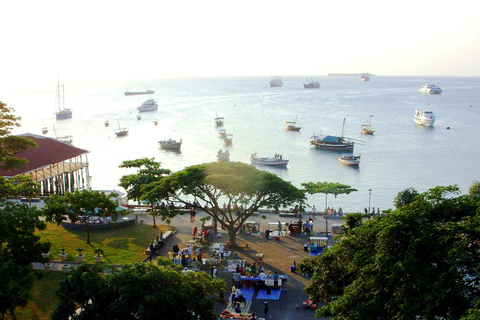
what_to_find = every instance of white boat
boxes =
[269,76,283,87]
[137,99,158,112]
[284,116,302,131]
[250,153,289,167]
[216,149,230,162]
[338,155,361,166]
[303,77,320,89]
[54,77,73,120]
[159,138,182,150]
[215,112,224,126]
[419,82,442,94]
[42,127,48,134]
[124,89,154,96]
[361,74,370,82]
[360,115,375,134]
[115,120,129,137]
[104,120,109,127]
[414,109,436,127]
[310,118,354,152]
[219,129,227,138]
[223,134,233,146]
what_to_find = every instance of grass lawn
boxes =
[36,222,175,264]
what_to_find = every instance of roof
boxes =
[321,135,342,143]
[0,133,89,177]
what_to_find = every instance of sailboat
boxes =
[53,125,73,144]
[114,120,129,137]
[360,115,375,134]
[310,118,354,152]
[54,77,73,120]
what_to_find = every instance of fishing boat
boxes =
[360,115,375,134]
[114,120,129,137]
[284,116,302,131]
[414,109,436,127]
[54,77,73,120]
[361,74,370,82]
[338,155,361,166]
[217,149,230,162]
[153,119,158,126]
[419,82,442,94]
[269,76,283,87]
[137,114,142,120]
[219,129,227,138]
[310,118,354,152]
[303,77,320,89]
[42,127,48,134]
[124,89,154,96]
[159,138,182,150]
[215,112,224,126]
[223,134,233,146]
[104,120,109,127]
[137,99,158,112]
[250,153,289,167]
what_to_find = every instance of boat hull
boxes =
[159,139,182,150]
[414,117,435,127]
[115,130,128,137]
[338,156,360,166]
[314,144,354,152]
[303,84,320,89]
[125,90,154,96]
[56,110,73,120]
[251,160,288,167]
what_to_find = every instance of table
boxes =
[265,278,282,287]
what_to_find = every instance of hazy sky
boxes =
[1,0,479,88]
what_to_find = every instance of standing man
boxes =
[212,266,218,280]
[263,302,269,320]
[278,221,282,235]
[219,243,225,259]
[312,205,317,219]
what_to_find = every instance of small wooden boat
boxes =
[115,120,129,137]
[219,129,227,138]
[137,114,142,120]
[159,138,182,150]
[215,112,224,126]
[153,119,158,126]
[223,134,233,146]
[361,115,375,134]
[338,155,361,166]
[284,116,301,131]
[42,127,48,134]
[104,120,109,127]
[217,149,230,162]
[250,153,288,167]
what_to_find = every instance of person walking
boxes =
[263,302,269,320]
[213,266,218,280]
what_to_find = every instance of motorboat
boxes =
[361,74,370,82]
[114,120,129,137]
[338,155,361,166]
[42,127,48,134]
[223,134,233,146]
[215,112,224,126]
[104,120,109,127]
[360,115,375,134]
[269,76,283,87]
[303,77,320,89]
[54,77,73,120]
[159,138,182,150]
[137,99,158,112]
[284,116,302,131]
[250,153,289,167]
[414,109,435,127]
[310,118,354,152]
[218,129,227,138]
[124,89,154,96]
[419,82,442,94]
[216,149,230,162]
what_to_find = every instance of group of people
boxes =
[364,207,381,219]
[167,244,202,267]
[148,232,165,255]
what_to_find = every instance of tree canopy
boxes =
[144,162,305,245]
[0,202,50,319]
[393,186,419,208]
[43,190,120,244]
[299,184,480,319]
[119,158,171,227]
[51,262,226,320]
[0,101,37,171]
[302,181,357,210]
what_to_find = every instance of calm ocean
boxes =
[4,75,480,213]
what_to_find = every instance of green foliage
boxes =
[302,181,357,209]
[301,184,480,320]
[145,162,305,245]
[469,180,480,204]
[393,187,419,208]
[42,190,120,244]
[0,202,51,318]
[51,262,226,320]
[341,212,363,235]
[0,101,38,171]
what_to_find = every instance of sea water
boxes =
[4,76,480,212]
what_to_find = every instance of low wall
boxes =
[61,218,136,232]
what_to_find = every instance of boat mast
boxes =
[341,118,346,138]
[56,76,61,113]
[62,84,65,112]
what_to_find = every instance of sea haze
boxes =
[5,76,480,213]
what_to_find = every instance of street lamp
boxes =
[368,189,372,215]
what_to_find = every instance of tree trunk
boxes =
[84,221,91,244]
[228,228,237,247]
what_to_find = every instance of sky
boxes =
[1,0,480,89]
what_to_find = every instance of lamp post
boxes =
[368,189,372,215]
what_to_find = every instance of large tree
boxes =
[145,162,305,246]
[299,185,480,319]
[0,101,37,171]
[119,158,171,227]
[43,190,120,244]
[0,202,50,319]
[393,186,419,209]
[301,181,357,212]
[51,262,226,320]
